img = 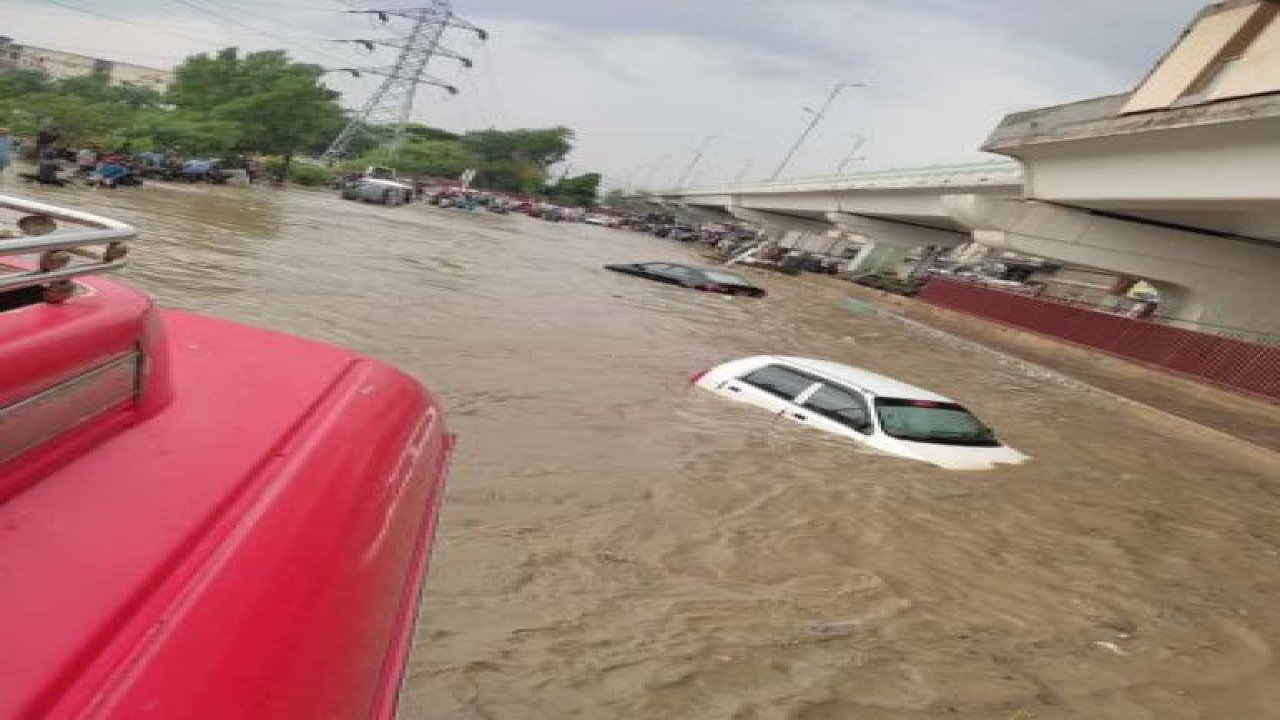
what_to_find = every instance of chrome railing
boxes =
[0,195,134,303]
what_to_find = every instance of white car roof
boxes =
[360,178,413,190]
[769,356,954,403]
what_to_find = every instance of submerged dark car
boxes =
[604,262,767,297]
[851,272,926,297]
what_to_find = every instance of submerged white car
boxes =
[341,178,414,206]
[693,356,1029,471]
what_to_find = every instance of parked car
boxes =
[693,356,1029,470]
[850,272,926,297]
[651,224,689,239]
[605,262,767,297]
[341,178,414,206]
[584,214,612,226]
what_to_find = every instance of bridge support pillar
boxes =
[826,212,968,250]
[677,204,737,223]
[946,195,1280,337]
[728,207,834,235]
[827,212,968,277]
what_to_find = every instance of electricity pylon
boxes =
[321,1,488,165]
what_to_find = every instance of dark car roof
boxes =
[685,265,759,287]
[626,262,756,284]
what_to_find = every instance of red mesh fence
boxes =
[919,278,1280,403]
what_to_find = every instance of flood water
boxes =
[19,182,1280,719]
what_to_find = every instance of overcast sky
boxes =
[4,0,1206,188]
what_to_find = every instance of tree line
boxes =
[0,47,600,205]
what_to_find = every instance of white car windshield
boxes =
[875,398,999,447]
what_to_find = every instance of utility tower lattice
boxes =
[321,1,488,165]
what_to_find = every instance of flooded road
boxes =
[26,183,1280,719]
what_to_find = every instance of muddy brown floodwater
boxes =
[21,182,1280,719]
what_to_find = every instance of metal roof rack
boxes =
[0,194,135,303]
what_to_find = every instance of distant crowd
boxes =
[0,125,267,189]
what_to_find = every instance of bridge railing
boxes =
[651,159,1023,195]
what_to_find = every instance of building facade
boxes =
[1123,0,1280,113]
[0,37,173,90]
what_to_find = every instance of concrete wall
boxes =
[1122,2,1274,113]
[0,44,97,82]
[0,40,172,88]
[108,62,173,90]
[1213,7,1280,99]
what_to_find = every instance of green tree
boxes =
[0,71,160,145]
[169,49,343,177]
[548,172,602,208]
[56,75,163,110]
[353,138,481,177]
[213,74,341,176]
[460,126,574,169]
[498,161,545,193]
[169,48,302,112]
[401,123,460,142]
[0,94,122,146]
[0,69,53,98]
[347,124,587,192]
[112,109,241,156]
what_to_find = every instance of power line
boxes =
[40,0,220,47]
[171,0,357,65]
[41,0,144,24]
[214,0,347,11]
[39,0,358,67]
[197,0,340,35]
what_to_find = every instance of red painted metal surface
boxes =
[919,277,1280,402]
[0,277,174,502]
[0,275,453,720]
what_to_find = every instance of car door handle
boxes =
[789,412,808,421]
[727,385,742,393]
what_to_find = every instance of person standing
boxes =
[0,128,13,180]
[35,126,59,155]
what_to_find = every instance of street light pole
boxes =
[639,154,670,190]
[835,134,867,175]
[769,82,864,181]
[677,134,721,188]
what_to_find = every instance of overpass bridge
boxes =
[644,0,1280,339]
[653,160,1023,252]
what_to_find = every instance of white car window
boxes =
[803,384,873,433]
[875,399,999,447]
[740,365,818,401]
